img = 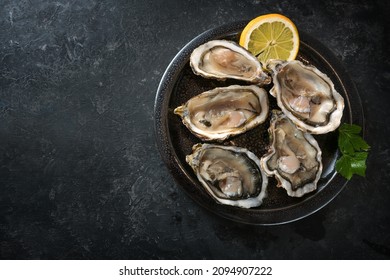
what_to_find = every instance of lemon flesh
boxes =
[240,14,299,65]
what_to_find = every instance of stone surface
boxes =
[0,0,389,259]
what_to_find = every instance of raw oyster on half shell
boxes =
[267,59,344,134]
[186,143,268,208]
[174,85,269,141]
[261,110,323,197]
[190,40,271,84]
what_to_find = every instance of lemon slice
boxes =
[239,14,299,65]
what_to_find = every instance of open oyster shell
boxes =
[186,143,268,208]
[261,110,323,197]
[267,59,344,134]
[190,40,271,85]
[174,85,269,141]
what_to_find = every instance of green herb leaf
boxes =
[336,152,368,180]
[339,123,362,134]
[336,123,370,180]
[350,134,370,151]
[338,131,355,155]
[350,152,368,177]
[335,154,354,180]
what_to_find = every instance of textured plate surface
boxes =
[154,21,364,225]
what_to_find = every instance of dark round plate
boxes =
[154,21,364,225]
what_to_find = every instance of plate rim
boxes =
[154,20,364,225]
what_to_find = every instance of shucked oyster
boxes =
[267,60,344,134]
[190,40,271,84]
[186,143,268,208]
[174,85,269,141]
[261,110,322,197]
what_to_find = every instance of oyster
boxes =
[190,40,271,84]
[267,59,344,134]
[261,110,322,197]
[186,143,268,208]
[174,85,269,141]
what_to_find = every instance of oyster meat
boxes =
[261,110,323,197]
[186,143,268,208]
[267,59,344,134]
[190,40,271,84]
[174,85,269,141]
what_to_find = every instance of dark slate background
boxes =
[0,0,389,259]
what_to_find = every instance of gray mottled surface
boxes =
[0,0,389,259]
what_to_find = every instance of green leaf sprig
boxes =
[335,123,370,180]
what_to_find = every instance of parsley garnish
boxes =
[335,123,370,180]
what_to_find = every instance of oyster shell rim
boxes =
[190,39,271,85]
[260,110,323,198]
[268,59,345,134]
[186,143,268,208]
[174,84,269,142]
